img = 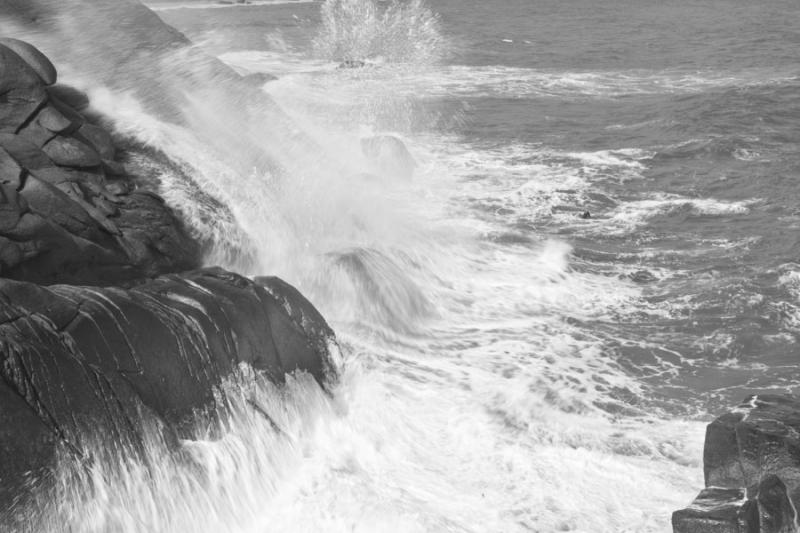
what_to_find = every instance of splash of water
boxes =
[312,0,447,64]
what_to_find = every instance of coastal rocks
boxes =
[673,394,800,532]
[0,38,199,284]
[0,45,46,133]
[0,38,56,86]
[360,134,416,181]
[0,268,338,508]
[672,487,758,533]
[0,34,341,524]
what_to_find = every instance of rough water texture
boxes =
[2,0,800,531]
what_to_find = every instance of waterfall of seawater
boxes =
[21,0,709,531]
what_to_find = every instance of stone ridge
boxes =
[0,39,199,285]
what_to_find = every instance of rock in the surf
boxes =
[0,34,340,527]
[672,487,757,533]
[0,267,339,509]
[674,394,800,532]
[361,134,416,181]
[0,44,47,133]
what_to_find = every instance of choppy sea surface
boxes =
[37,0,800,531]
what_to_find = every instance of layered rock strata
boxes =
[0,39,199,285]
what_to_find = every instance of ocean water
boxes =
[25,0,800,531]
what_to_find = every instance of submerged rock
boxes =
[361,134,416,181]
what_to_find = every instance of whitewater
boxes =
[11,0,800,531]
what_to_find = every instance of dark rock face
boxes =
[0,37,340,522]
[672,487,757,533]
[0,40,199,285]
[0,268,337,511]
[674,395,800,532]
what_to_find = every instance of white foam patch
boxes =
[599,194,755,235]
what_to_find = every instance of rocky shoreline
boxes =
[673,395,800,533]
[0,31,338,525]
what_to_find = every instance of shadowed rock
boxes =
[0,268,338,512]
[0,27,340,527]
[0,39,199,284]
[674,395,800,532]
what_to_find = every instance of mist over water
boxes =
[11,0,800,530]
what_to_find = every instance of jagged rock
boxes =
[76,122,115,160]
[675,395,800,532]
[672,487,757,533]
[0,147,23,189]
[361,134,416,181]
[0,268,338,509]
[0,38,56,85]
[42,135,101,168]
[0,133,53,170]
[0,44,47,133]
[20,174,101,240]
[36,104,77,134]
[18,115,57,148]
[46,85,90,112]
[705,395,800,502]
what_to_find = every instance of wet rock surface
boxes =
[0,38,339,519]
[0,39,199,285]
[674,395,800,532]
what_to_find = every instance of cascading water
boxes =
[15,0,757,530]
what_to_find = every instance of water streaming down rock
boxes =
[0,4,345,530]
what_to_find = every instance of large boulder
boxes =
[0,268,339,515]
[0,44,46,133]
[674,395,800,532]
[0,39,200,285]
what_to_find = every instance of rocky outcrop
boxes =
[0,268,336,510]
[673,395,800,533]
[0,37,339,522]
[0,39,198,285]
